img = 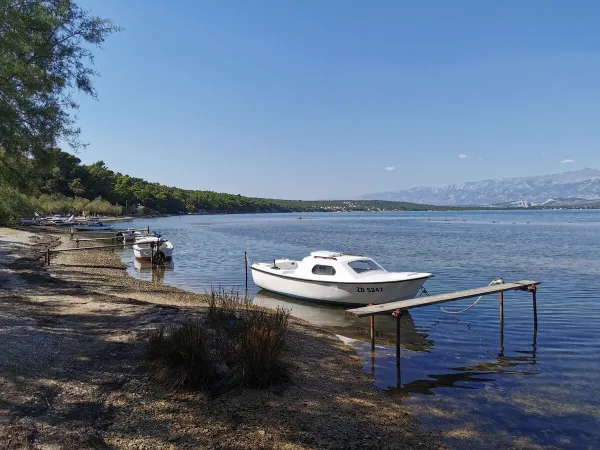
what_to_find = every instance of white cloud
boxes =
[383,166,396,171]
[458,154,471,159]
[541,152,547,156]
[560,159,575,164]
[478,156,484,160]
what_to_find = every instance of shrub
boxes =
[208,288,251,324]
[147,321,215,390]
[0,186,36,225]
[147,290,290,393]
[233,307,290,388]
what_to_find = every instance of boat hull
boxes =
[133,242,173,260]
[251,268,428,305]
[74,225,112,231]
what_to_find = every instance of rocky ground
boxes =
[0,228,445,449]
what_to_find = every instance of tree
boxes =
[0,0,120,159]
[68,177,84,195]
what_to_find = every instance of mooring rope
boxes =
[420,279,505,314]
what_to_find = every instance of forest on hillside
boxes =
[0,148,463,223]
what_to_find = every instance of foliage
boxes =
[233,307,289,388]
[0,0,120,159]
[5,147,469,218]
[147,321,215,390]
[34,194,121,216]
[148,290,290,394]
[0,185,36,224]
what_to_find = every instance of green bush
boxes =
[147,321,215,390]
[147,290,290,394]
[234,307,290,388]
[0,186,36,225]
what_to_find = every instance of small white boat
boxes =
[74,220,112,231]
[251,251,432,305]
[118,228,145,241]
[133,236,174,261]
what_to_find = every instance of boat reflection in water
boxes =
[252,289,433,351]
[133,259,174,283]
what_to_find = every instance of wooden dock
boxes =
[345,279,540,386]
[346,280,540,317]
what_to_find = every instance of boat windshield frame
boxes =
[347,259,385,274]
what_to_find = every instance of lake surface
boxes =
[115,211,600,449]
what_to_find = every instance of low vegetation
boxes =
[147,290,290,393]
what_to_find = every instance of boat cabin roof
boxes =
[309,250,369,263]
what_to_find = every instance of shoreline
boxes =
[0,227,444,449]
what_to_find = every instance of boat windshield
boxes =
[348,259,385,274]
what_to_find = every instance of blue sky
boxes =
[74,0,600,199]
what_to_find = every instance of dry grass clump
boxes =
[235,307,289,388]
[147,321,216,390]
[148,289,290,393]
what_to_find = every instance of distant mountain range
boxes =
[363,168,600,207]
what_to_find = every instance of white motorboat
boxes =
[74,220,112,231]
[118,228,145,241]
[251,251,432,305]
[133,236,174,261]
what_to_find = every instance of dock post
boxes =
[370,306,375,352]
[393,309,402,388]
[70,227,74,239]
[147,225,150,234]
[499,291,504,325]
[45,248,50,266]
[244,252,248,293]
[395,309,401,366]
[531,285,538,329]
[499,307,505,357]
[76,239,79,248]
[150,242,154,266]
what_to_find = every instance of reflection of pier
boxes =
[347,280,540,389]
[392,318,540,394]
[252,290,434,351]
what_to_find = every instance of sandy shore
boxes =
[0,228,445,449]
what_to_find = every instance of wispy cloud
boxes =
[458,154,471,159]
[383,166,396,171]
[541,152,547,156]
[560,159,575,164]
[478,156,484,160]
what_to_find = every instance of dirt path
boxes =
[0,229,445,449]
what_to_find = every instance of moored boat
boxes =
[132,236,174,261]
[74,219,112,231]
[251,251,432,305]
[117,228,145,241]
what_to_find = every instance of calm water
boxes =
[115,211,600,449]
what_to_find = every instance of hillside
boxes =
[363,169,600,206]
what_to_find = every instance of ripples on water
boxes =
[115,211,600,448]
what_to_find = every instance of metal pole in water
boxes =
[532,286,538,329]
[150,242,154,266]
[393,308,402,388]
[244,252,248,292]
[370,306,375,352]
[499,307,505,357]
[46,248,50,266]
[499,291,504,325]
[147,225,150,234]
